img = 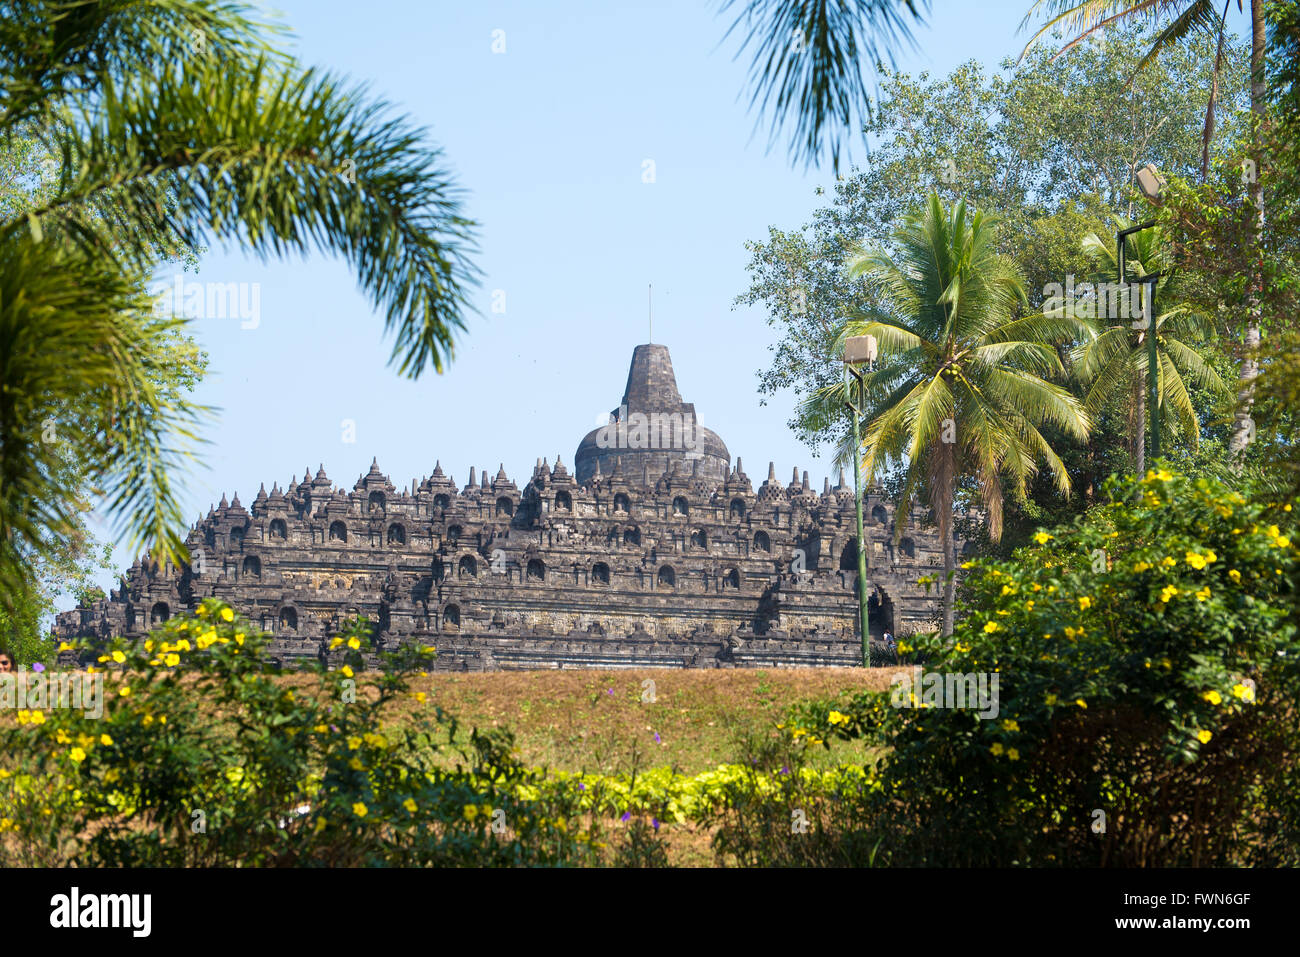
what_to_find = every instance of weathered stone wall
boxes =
[57,344,964,670]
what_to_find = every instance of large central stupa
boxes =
[58,343,958,670]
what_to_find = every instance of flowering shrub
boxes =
[762,469,1300,865]
[518,763,877,825]
[0,601,603,866]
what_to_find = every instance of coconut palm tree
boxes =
[1067,218,1227,473]
[719,0,930,170]
[0,1,479,604]
[804,194,1091,636]
[1019,1,1266,458]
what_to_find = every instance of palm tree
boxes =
[1066,218,1227,474]
[805,194,1091,636]
[719,0,930,170]
[1019,1,1266,458]
[0,2,479,603]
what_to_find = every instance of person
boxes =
[0,649,15,672]
[883,631,896,653]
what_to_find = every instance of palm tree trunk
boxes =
[941,441,956,638]
[1229,0,1267,462]
[1199,0,1232,182]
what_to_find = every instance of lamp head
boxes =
[1136,163,1165,203]
[844,335,878,365]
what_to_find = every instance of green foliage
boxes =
[739,25,1247,447]
[0,0,479,603]
[719,0,930,171]
[1069,215,1227,470]
[781,468,1300,865]
[0,602,597,866]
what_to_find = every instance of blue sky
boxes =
[79,0,1244,599]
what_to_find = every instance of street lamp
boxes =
[1119,163,1165,470]
[843,334,877,667]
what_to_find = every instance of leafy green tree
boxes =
[806,195,1090,635]
[1021,0,1268,458]
[1067,218,1227,474]
[737,30,1246,454]
[0,1,479,605]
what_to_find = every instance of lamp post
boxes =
[1120,163,1165,470]
[844,335,877,667]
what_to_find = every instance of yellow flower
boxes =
[1007,748,1020,761]
[352,802,368,818]
[828,710,850,726]
[164,653,180,667]
[1228,569,1242,584]
[1075,699,1087,709]
[100,734,113,746]
[347,736,362,750]
[960,561,975,569]
[175,638,191,652]
[1064,627,1077,640]
[1033,532,1052,545]
[989,742,1004,756]
[1161,658,1172,669]
[1267,524,1280,539]
[1232,683,1255,703]
[69,747,87,763]
[57,641,73,652]
[1078,596,1092,610]
[1185,551,1207,569]
[55,729,71,744]
[414,691,427,704]
[341,665,354,678]
[403,798,417,813]
[235,634,245,646]
[347,636,361,650]
[118,686,130,697]
[1159,585,1179,603]
[111,650,126,663]
[1161,556,1177,567]
[314,817,328,834]
[1025,600,1034,611]
[330,637,344,650]
[1031,583,1042,592]
[463,804,480,821]
[1045,693,1057,706]
[1001,719,1019,732]
[29,710,45,725]
[1196,729,1212,744]
[983,621,999,634]
[221,607,234,622]
[1203,690,1222,705]
[1195,586,1211,602]
[348,757,364,771]
[1276,536,1292,548]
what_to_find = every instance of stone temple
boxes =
[58,344,959,669]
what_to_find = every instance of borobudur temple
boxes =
[58,344,962,670]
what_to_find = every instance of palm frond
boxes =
[720,0,929,170]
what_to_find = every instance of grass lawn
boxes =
[396,666,906,776]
